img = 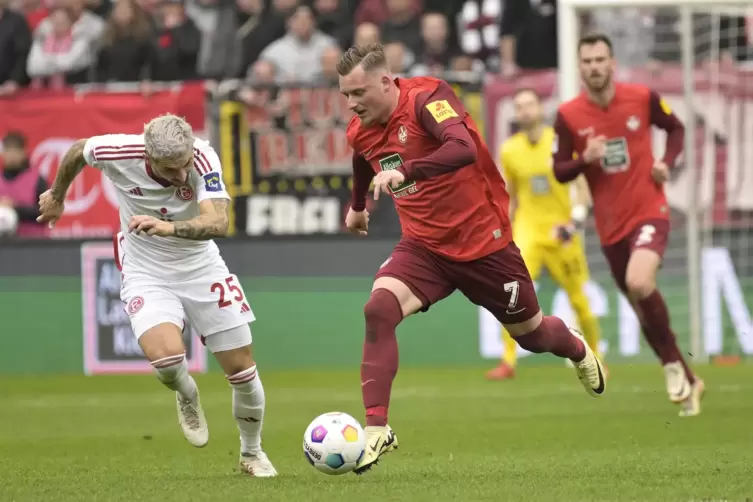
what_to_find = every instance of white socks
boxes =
[227,365,265,455]
[151,353,198,400]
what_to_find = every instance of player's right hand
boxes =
[582,135,607,164]
[37,189,65,228]
[345,208,369,237]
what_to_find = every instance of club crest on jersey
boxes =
[397,125,408,144]
[127,296,144,315]
[176,185,193,201]
[626,116,640,131]
[203,172,222,192]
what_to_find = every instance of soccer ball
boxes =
[0,206,18,236]
[303,412,366,475]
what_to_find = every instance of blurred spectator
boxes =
[258,5,337,83]
[0,132,48,237]
[380,0,422,57]
[312,0,352,49]
[410,12,462,77]
[0,0,32,95]
[95,0,154,82]
[27,7,93,85]
[354,0,421,26]
[87,0,113,18]
[353,22,380,46]
[384,41,409,74]
[271,0,298,17]
[35,0,106,65]
[205,0,283,80]
[150,0,201,81]
[316,44,341,84]
[137,0,159,13]
[457,0,500,71]
[500,0,558,76]
[17,0,49,32]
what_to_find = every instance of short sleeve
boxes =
[82,134,141,171]
[83,135,110,169]
[192,141,230,203]
[414,81,467,138]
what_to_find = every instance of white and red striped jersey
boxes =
[83,134,230,281]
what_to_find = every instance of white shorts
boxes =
[116,236,255,349]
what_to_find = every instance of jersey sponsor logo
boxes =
[203,172,222,192]
[397,125,408,144]
[600,138,631,174]
[176,185,194,201]
[426,100,459,124]
[529,175,551,195]
[377,153,417,198]
[127,296,144,315]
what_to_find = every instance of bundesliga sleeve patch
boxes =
[426,100,459,123]
[203,172,223,192]
[659,97,672,115]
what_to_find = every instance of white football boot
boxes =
[570,329,607,397]
[176,391,209,447]
[239,451,278,477]
[354,425,399,475]
[663,362,692,403]
[678,378,705,417]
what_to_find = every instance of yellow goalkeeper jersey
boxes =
[500,127,572,241]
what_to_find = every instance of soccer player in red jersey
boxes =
[553,33,704,418]
[338,43,607,474]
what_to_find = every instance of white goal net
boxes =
[556,0,753,362]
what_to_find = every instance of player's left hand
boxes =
[372,170,405,200]
[651,160,670,184]
[128,215,175,237]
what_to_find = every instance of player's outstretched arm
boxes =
[50,139,88,201]
[172,199,229,240]
[37,138,88,227]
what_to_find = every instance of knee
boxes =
[625,273,656,300]
[364,289,403,338]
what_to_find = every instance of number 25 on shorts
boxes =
[211,276,246,308]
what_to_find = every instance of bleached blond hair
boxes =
[143,114,194,161]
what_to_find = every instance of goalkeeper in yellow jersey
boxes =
[486,88,602,381]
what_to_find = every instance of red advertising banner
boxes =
[0,83,206,238]
[483,65,753,225]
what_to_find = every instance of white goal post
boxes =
[556,0,753,363]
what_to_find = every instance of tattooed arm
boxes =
[51,139,88,202]
[172,198,230,240]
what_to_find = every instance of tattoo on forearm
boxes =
[173,199,230,240]
[51,139,88,201]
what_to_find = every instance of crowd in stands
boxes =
[0,0,751,97]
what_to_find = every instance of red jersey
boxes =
[347,77,512,262]
[553,83,684,245]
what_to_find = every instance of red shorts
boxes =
[374,238,539,324]
[601,219,670,293]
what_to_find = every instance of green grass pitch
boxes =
[1,364,752,501]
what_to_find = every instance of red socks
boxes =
[361,288,402,427]
[515,316,586,362]
[637,290,696,383]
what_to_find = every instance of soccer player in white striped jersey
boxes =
[37,114,277,477]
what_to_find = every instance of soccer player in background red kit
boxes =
[338,43,607,474]
[553,33,704,418]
